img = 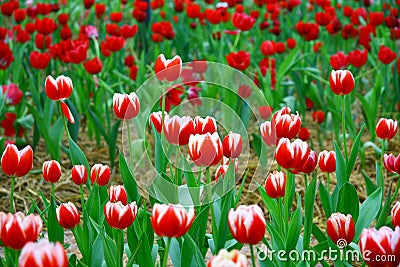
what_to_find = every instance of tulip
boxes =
[1,144,33,177]
[260,121,276,146]
[57,202,80,229]
[109,185,128,205]
[265,171,286,199]
[149,111,167,134]
[222,132,242,158]
[45,75,73,101]
[226,51,250,71]
[326,213,355,245]
[164,115,195,146]
[207,249,248,267]
[0,212,42,250]
[376,118,398,140]
[113,92,140,120]
[232,12,256,31]
[384,154,400,174]
[2,83,23,106]
[71,165,88,185]
[188,132,223,167]
[348,49,368,68]
[273,110,302,140]
[19,239,68,267]
[275,138,310,171]
[312,110,325,124]
[194,116,217,135]
[377,45,396,65]
[42,160,62,183]
[392,202,400,227]
[318,151,336,173]
[154,54,182,82]
[104,201,138,229]
[29,51,51,70]
[298,127,310,141]
[360,226,400,267]
[90,164,111,186]
[84,57,102,74]
[329,70,355,95]
[215,164,229,181]
[228,205,266,245]
[151,203,195,238]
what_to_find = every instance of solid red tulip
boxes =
[207,249,248,267]
[29,51,51,70]
[222,132,242,158]
[0,212,42,250]
[19,239,68,267]
[312,110,325,124]
[264,171,286,199]
[188,132,223,167]
[348,49,368,68]
[360,226,400,267]
[84,57,102,74]
[275,138,310,171]
[154,54,182,82]
[194,116,217,135]
[71,165,88,186]
[1,144,33,177]
[45,75,73,101]
[318,150,336,173]
[109,185,128,205]
[226,51,250,71]
[232,12,256,31]
[326,212,355,245]
[113,92,140,120]
[329,70,355,95]
[392,202,400,228]
[57,202,80,229]
[42,160,62,183]
[376,118,398,140]
[90,164,111,186]
[298,127,310,141]
[329,51,348,70]
[2,83,23,106]
[151,203,195,238]
[378,45,396,65]
[228,205,266,245]
[104,201,138,229]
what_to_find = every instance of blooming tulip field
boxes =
[1,0,400,266]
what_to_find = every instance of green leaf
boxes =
[346,125,365,179]
[336,182,359,222]
[361,171,378,196]
[286,205,302,251]
[68,137,90,175]
[119,151,141,205]
[181,234,207,267]
[304,178,317,250]
[189,205,210,252]
[153,130,167,174]
[16,114,34,129]
[334,141,346,186]
[318,182,332,218]
[90,234,105,267]
[101,231,117,267]
[47,197,64,243]
[376,182,393,228]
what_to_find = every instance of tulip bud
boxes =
[318,151,336,173]
[329,70,355,95]
[1,144,33,177]
[113,92,140,120]
[154,54,182,81]
[265,171,286,198]
[42,160,62,183]
[222,132,242,158]
[71,165,88,186]
[228,205,266,245]
[188,132,223,167]
[57,202,80,229]
[392,201,400,227]
[326,212,355,245]
[109,185,128,205]
[104,201,138,229]
[384,153,400,175]
[207,249,248,267]
[376,118,398,140]
[298,127,310,141]
[151,203,195,238]
[90,164,111,186]
[312,110,325,124]
[19,239,68,267]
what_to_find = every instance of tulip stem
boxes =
[9,176,15,213]
[61,105,71,139]
[51,183,55,198]
[327,173,331,194]
[80,185,85,211]
[341,96,348,162]
[303,174,308,189]
[250,245,257,267]
[161,237,171,267]
[380,140,385,176]
[127,119,134,166]
[116,229,124,267]
[277,197,284,237]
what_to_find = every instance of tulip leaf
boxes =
[312,223,327,243]
[318,182,332,218]
[354,188,382,242]
[334,141,346,186]
[336,182,359,222]
[376,182,393,228]
[361,171,378,196]
[189,205,209,253]
[346,125,365,179]
[101,230,117,267]
[119,151,141,205]
[266,223,284,252]
[47,197,64,244]
[286,205,302,252]
[68,137,90,177]
[90,234,105,267]
[258,185,279,227]
[169,238,181,267]
[153,130,167,174]
[181,234,206,267]
[304,177,317,250]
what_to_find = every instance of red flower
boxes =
[164,115,195,146]
[360,226,400,267]
[0,212,42,250]
[109,185,128,205]
[186,3,201,19]
[294,150,317,174]
[258,106,273,119]
[1,144,33,177]
[57,202,80,229]
[329,70,355,95]
[35,18,57,35]
[226,51,250,71]
[0,1,19,16]
[327,213,355,245]
[272,106,302,140]
[42,160,62,183]
[104,201,138,229]
[19,239,68,267]
[312,110,325,124]
[265,171,286,198]
[151,203,195,238]
[13,8,26,23]
[161,87,184,112]
[149,111,166,134]
[1,113,23,137]
[154,54,182,82]
[194,116,217,135]
[228,205,266,245]
[238,84,251,98]
[29,51,51,70]
[71,165,88,186]
[348,49,368,68]
[260,40,275,56]
[369,12,384,26]
[232,12,256,31]
[120,24,138,39]
[208,249,247,267]
[45,75,73,101]
[58,13,69,25]
[287,38,296,49]
[318,150,336,173]
[113,92,140,120]
[90,164,111,186]
[83,0,95,9]
[376,118,398,140]
[384,153,400,175]
[110,12,123,23]
[84,57,103,74]
[188,132,223,167]
[2,83,22,106]
[392,202,400,228]
[188,86,202,106]
[105,36,125,52]
[315,11,331,26]
[298,127,310,141]
[60,101,75,124]
[95,4,106,18]
[222,132,242,158]
[378,45,396,65]
[35,33,52,50]
[275,138,310,171]
[330,52,348,70]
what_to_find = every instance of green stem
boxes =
[231,31,241,52]
[127,119,134,166]
[341,95,348,163]
[116,229,124,267]
[327,173,331,194]
[380,140,385,177]
[61,103,71,139]
[303,174,308,190]
[390,174,400,203]
[51,183,55,198]
[277,197,284,237]
[250,245,257,267]
[10,176,15,213]
[80,185,85,211]
[174,146,180,185]
[161,237,171,267]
